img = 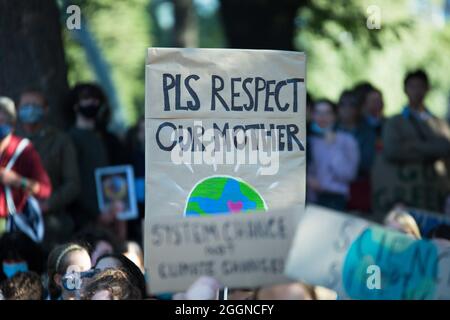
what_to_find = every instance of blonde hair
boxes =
[0,96,16,123]
[384,209,421,239]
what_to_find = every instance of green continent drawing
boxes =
[185,176,267,216]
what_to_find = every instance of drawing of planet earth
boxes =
[103,175,127,200]
[184,176,267,216]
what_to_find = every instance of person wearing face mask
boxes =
[66,84,127,238]
[16,89,80,253]
[0,231,45,282]
[0,97,52,237]
[47,243,92,300]
[336,89,377,214]
[306,99,360,211]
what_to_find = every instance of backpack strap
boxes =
[5,139,30,215]
[5,138,30,171]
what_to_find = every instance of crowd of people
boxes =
[306,69,450,217]
[0,83,148,299]
[0,68,449,300]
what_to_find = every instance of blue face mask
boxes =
[2,261,28,278]
[310,121,332,136]
[18,104,45,124]
[0,124,11,140]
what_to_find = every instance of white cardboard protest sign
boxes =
[145,209,296,294]
[285,205,450,300]
[144,48,306,220]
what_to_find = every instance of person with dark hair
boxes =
[337,89,377,176]
[66,83,127,238]
[0,271,43,300]
[47,242,91,300]
[373,69,450,214]
[305,92,315,166]
[72,225,121,265]
[65,83,127,165]
[95,253,146,298]
[354,82,385,143]
[307,99,360,211]
[337,89,377,213]
[16,89,80,252]
[82,268,141,300]
[306,92,314,128]
[124,117,145,245]
[0,232,44,281]
[427,224,450,241]
[403,69,429,90]
[0,97,52,237]
[353,82,374,101]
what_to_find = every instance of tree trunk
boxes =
[219,0,304,50]
[173,0,198,47]
[0,0,69,128]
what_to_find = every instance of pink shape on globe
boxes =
[227,200,243,213]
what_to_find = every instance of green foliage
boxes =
[297,0,450,117]
[62,0,152,125]
[61,0,450,126]
[197,7,227,48]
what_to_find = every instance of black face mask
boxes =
[78,104,99,119]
